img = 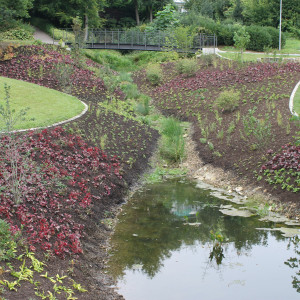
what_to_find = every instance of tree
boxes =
[143,0,171,22]
[233,25,250,61]
[32,0,106,29]
[0,0,33,27]
[153,4,179,30]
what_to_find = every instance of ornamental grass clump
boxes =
[215,89,240,113]
[160,117,185,162]
[146,64,163,86]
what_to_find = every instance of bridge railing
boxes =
[58,29,217,52]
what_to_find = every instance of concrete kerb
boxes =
[7,99,88,134]
[290,81,300,117]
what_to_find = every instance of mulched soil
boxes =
[134,58,300,211]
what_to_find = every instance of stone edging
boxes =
[290,81,300,117]
[10,99,88,133]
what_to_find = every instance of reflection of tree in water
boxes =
[285,237,300,293]
[108,180,286,279]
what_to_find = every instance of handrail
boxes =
[57,29,217,52]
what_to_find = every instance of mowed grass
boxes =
[280,38,300,54]
[294,84,300,115]
[218,51,300,62]
[0,77,85,130]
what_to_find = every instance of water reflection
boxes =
[285,236,300,293]
[107,179,300,300]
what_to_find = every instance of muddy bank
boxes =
[180,124,300,219]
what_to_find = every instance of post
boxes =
[158,31,160,49]
[105,29,107,49]
[118,30,120,49]
[279,0,282,50]
[145,31,147,50]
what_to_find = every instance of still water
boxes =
[107,179,300,300]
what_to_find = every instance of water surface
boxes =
[107,179,300,300]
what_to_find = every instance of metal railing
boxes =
[57,29,217,53]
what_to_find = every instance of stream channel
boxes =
[106,178,300,300]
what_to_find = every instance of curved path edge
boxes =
[11,99,88,133]
[290,81,300,117]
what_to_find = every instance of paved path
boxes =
[33,27,57,44]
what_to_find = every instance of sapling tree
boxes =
[0,84,31,204]
[233,26,250,62]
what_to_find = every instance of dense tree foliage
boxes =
[184,0,300,30]
[103,0,172,28]
[0,0,33,27]
[31,0,106,27]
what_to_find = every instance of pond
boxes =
[106,179,300,300]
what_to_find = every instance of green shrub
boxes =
[176,58,198,76]
[84,50,133,71]
[265,26,286,49]
[0,219,18,261]
[146,64,163,86]
[199,54,216,67]
[160,117,185,162]
[0,28,33,40]
[215,89,240,113]
[246,25,272,51]
[121,83,140,99]
[217,24,238,46]
[130,50,179,66]
[118,72,133,83]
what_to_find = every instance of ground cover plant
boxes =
[133,56,300,205]
[0,77,85,130]
[0,44,159,299]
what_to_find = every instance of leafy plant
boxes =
[176,58,197,77]
[215,89,240,113]
[146,64,163,86]
[0,219,18,261]
[242,108,272,147]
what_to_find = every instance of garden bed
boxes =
[0,45,159,299]
[134,57,300,210]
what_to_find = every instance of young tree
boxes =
[233,26,250,61]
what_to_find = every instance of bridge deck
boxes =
[59,30,217,52]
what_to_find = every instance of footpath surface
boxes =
[33,27,57,44]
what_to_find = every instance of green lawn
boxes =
[0,77,85,130]
[280,38,300,54]
[218,37,300,54]
[294,84,300,115]
[218,51,300,62]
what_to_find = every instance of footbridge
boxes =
[57,29,217,53]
